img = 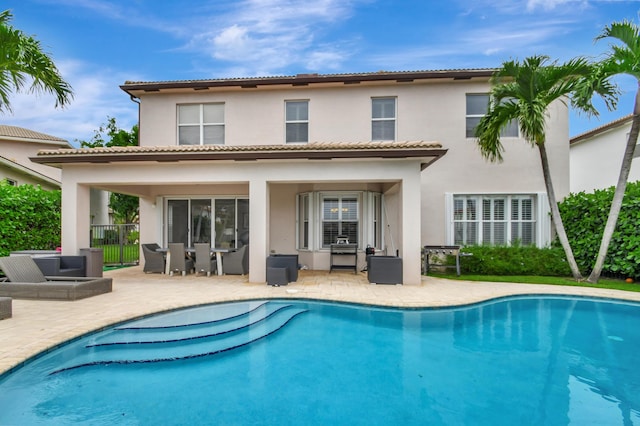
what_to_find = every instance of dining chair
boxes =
[168,243,194,276]
[141,243,165,274]
[194,243,216,277]
[223,244,249,275]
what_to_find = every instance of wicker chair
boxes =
[142,243,165,274]
[168,243,194,276]
[194,243,216,277]
[223,245,249,275]
[367,256,403,285]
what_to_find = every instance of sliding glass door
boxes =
[166,198,248,248]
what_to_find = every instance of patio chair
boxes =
[223,245,248,275]
[168,243,194,276]
[367,256,403,285]
[142,243,165,274]
[194,243,216,277]
[0,255,112,301]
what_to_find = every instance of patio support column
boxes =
[401,175,422,285]
[61,180,91,255]
[248,178,268,283]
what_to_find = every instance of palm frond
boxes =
[597,20,640,53]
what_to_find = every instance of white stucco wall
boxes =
[60,158,424,284]
[55,74,571,285]
[570,121,640,193]
[1,140,63,182]
[135,79,569,249]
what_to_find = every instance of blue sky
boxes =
[2,0,640,146]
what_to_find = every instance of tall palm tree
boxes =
[0,10,73,113]
[581,20,640,283]
[475,56,616,281]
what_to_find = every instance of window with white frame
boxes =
[178,103,225,145]
[286,100,309,143]
[452,194,536,246]
[4,178,17,186]
[298,193,310,249]
[466,94,518,138]
[296,192,383,250]
[322,195,359,247]
[372,97,396,141]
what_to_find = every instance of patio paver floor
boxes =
[2,265,640,375]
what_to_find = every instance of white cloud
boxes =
[5,59,138,146]
[191,0,362,74]
[526,0,588,11]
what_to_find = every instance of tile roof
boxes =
[36,140,440,155]
[0,125,69,145]
[32,141,446,168]
[570,114,633,145]
[121,69,496,93]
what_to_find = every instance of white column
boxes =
[401,172,423,285]
[248,178,268,283]
[61,179,91,255]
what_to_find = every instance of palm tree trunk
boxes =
[538,143,583,280]
[587,87,640,283]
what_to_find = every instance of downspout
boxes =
[129,95,141,145]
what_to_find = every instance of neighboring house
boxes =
[0,125,71,190]
[32,69,570,285]
[570,115,640,193]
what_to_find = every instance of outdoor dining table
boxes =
[157,246,234,276]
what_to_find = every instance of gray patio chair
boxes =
[168,243,194,276]
[142,243,165,273]
[0,255,112,301]
[194,243,216,277]
[223,245,248,275]
[367,256,403,285]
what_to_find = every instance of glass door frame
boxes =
[164,196,248,248]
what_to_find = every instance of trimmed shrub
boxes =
[458,245,571,276]
[0,183,61,257]
[558,180,640,279]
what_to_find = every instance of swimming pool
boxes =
[0,296,638,425]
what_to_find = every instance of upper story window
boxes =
[285,100,309,143]
[466,94,518,138]
[178,103,225,145]
[372,97,396,141]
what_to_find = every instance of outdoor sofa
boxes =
[0,256,112,301]
[32,255,86,277]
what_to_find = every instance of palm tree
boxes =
[0,10,73,113]
[475,56,616,281]
[581,20,640,283]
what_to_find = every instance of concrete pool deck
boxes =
[2,265,640,375]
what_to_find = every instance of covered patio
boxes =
[33,141,447,285]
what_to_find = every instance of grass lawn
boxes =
[427,273,640,293]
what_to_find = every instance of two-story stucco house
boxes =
[0,125,71,190]
[570,114,640,193]
[32,69,570,285]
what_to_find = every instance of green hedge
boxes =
[558,180,640,279]
[457,245,571,276]
[0,183,61,257]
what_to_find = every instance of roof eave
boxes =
[31,148,448,168]
[120,69,496,96]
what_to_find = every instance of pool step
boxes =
[87,302,287,346]
[114,301,268,330]
[51,302,307,375]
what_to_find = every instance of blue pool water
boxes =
[0,296,639,425]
